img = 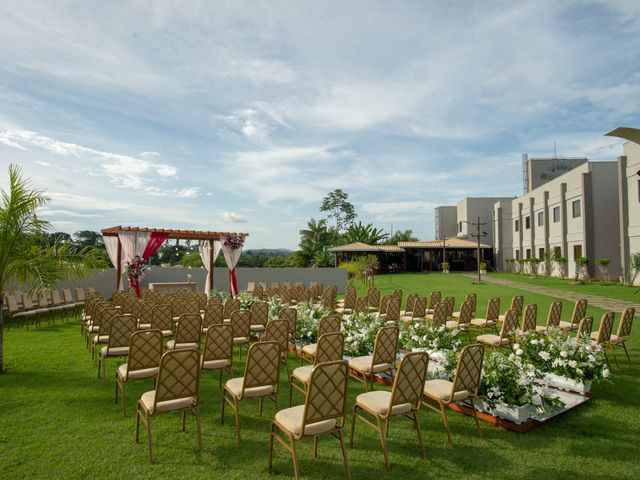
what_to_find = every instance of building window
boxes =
[525,216,530,229]
[515,250,520,260]
[572,199,581,218]
[515,219,519,232]
[553,206,560,223]
[526,249,531,259]
[538,211,544,226]
[554,246,562,258]
[458,221,462,233]
[573,245,583,260]
[539,248,545,259]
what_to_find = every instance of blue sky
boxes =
[1,0,639,249]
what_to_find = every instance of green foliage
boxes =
[312,249,334,268]
[341,221,388,245]
[629,252,640,285]
[291,301,330,345]
[73,230,104,248]
[320,188,356,232]
[180,252,203,268]
[342,312,386,357]
[479,261,487,270]
[385,229,419,244]
[339,254,379,283]
[150,244,189,265]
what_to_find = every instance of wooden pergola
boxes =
[100,226,249,291]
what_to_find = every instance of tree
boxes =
[296,218,338,267]
[385,229,419,245]
[73,230,104,248]
[180,252,204,268]
[341,222,389,245]
[0,165,102,373]
[320,189,356,233]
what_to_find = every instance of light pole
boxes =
[460,216,488,283]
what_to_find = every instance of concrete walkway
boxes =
[463,274,640,312]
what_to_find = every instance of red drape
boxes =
[229,269,238,297]
[142,232,169,260]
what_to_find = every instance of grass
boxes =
[1,273,639,479]
[488,272,640,304]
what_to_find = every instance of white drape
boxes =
[222,237,243,296]
[118,231,151,291]
[198,240,222,294]
[102,235,123,290]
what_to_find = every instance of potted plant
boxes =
[596,258,610,283]
[554,256,568,279]
[441,261,450,274]
[529,258,542,277]
[543,251,554,277]
[516,258,525,274]
[479,261,487,274]
[575,256,590,283]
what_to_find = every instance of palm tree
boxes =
[341,222,389,245]
[0,165,102,373]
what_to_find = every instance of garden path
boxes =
[465,274,640,312]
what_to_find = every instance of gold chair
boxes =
[353,297,369,314]
[425,291,442,315]
[442,296,455,319]
[590,311,615,367]
[223,298,241,323]
[222,341,281,441]
[607,307,635,368]
[477,309,518,350]
[135,348,202,463]
[428,302,448,326]
[201,324,233,387]
[422,343,485,447]
[446,300,473,342]
[137,301,156,330]
[289,332,344,406]
[498,295,524,324]
[575,316,594,340]
[279,308,298,342]
[350,352,428,470]
[469,297,500,334]
[250,300,269,336]
[202,303,224,333]
[367,288,380,313]
[116,329,163,416]
[269,360,351,480]
[98,314,137,379]
[91,307,119,359]
[151,304,174,338]
[400,293,418,317]
[453,293,476,318]
[401,296,427,323]
[559,299,588,333]
[266,319,291,375]
[381,297,401,324]
[301,314,341,365]
[535,301,563,333]
[349,326,398,391]
[166,313,202,351]
[520,304,538,333]
[336,286,356,315]
[230,309,252,357]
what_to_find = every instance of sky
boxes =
[1,0,639,249]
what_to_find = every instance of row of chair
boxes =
[3,287,91,327]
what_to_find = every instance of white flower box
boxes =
[544,373,591,394]
[475,398,535,424]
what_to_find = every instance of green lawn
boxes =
[1,273,639,479]
[488,272,640,304]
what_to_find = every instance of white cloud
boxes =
[222,212,248,223]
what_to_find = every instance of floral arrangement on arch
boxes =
[512,328,610,383]
[125,255,148,284]
[224,235,244,250]
[293,301,331,345]
[479,352,565,413]
[342,311,387,357]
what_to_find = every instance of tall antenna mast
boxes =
[554,141,557,159]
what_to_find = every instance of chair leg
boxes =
[195,406,202,451]
[469,397,483,438]
[288,378,293,407]
[221,391,226,424]
[233,397,241,442]
[610,344,620,369]
[622,342,632,365]
[121,382,127,417]
[412,412,426,457]
[349,404,358,447]
[259,397,264,417]
[182,411,186,432]
[337,430,352,480]
[376,417,390,471]
[135,407,140,443]
[146,415,153,463]
[219,369,223,388]
[268,423,275,470]
[290,436,300,480]
[439,403,453,447]
[312,435,319,459]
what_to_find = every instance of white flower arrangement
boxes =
[293,301,330,345]
[342,311,387,357]
[236,291,255,310]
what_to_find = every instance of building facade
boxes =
[434,206,457,240]
[617,138,640,285]
[456,197,513,250]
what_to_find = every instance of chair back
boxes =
[6,294,20,314]
[412,296,427,319]
[151,304,173,332]
[451,344,485,398]
[457,300,474,326]
[301,360,348,436]
[321,288,335,310]
[208,296,223,307]
[594,311,615,345]
[464,293,477,314]
[379,295,391,315]
[51,290,64,306]
[318,314,341,336]
[171,296,187,318]
[203,303,224,328]
[76,287,86,302]
[500,309,518,340]
[404,293,418,314]
[21,293,36,310]
[385,297,401,323]
[62,288,74,304]
[243,341,281,391]
[107,315,138,350]
[615,307,635,341]
[265,319,290,355]
[521,304,537,332]
[253,284,264,299]
[315,332,344,364]
[546,301,562,328]
[278,308,297,337]
[139,301,156,326]
[354,297,368,313]
[224,298,241,319]
[510,295,524,317]
[230,310,251,339]
[428,291,441,310]
[128,329,163,372]
[250,301,269,327]
[486,297,500,322]
[97,308,119,336]
[576,316,594,340]
[570,299,588,327]
[443,297,455,317]
[367,288,380,309]
[372,326,399,367]
[202,324,233,364]
[389,352,429,414]
[175,313,202,345]
[392,289,402,304]
[154,349,200,410]
[431,302,448,326]
[195,293,207,311]
[343,286,356,309]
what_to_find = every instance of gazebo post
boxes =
[115,236,122,290]
[208,239,214,291]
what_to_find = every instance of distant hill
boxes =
[243,248,292,256]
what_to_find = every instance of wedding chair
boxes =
[349,326,398,391]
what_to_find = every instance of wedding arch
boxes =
[100,226,249,296]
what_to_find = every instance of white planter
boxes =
[442,270,450,274]
[544,373,591,394]
[476,398,535,424]
[480,269,487,274]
